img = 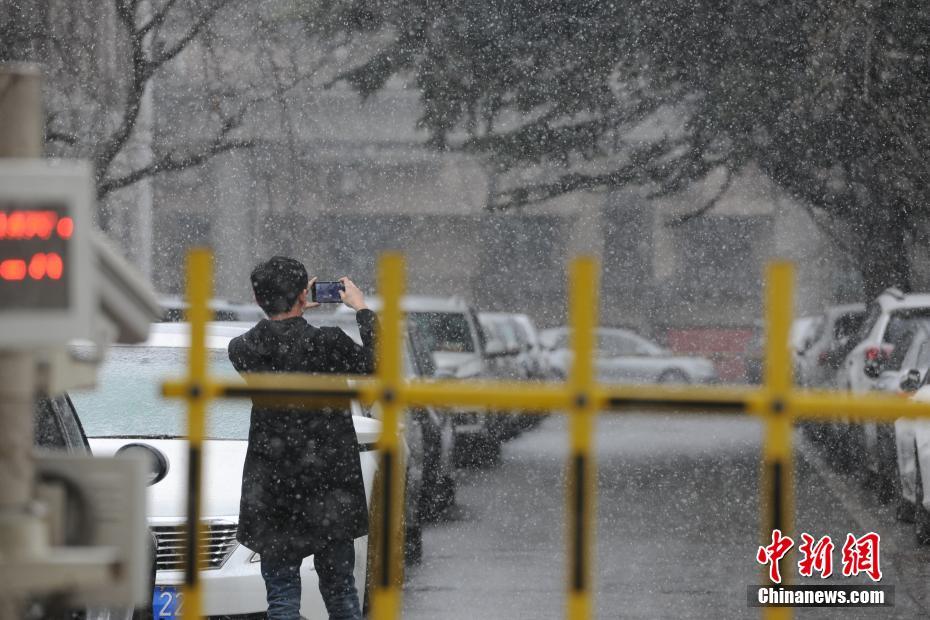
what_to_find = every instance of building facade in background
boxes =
[13,0,864,380]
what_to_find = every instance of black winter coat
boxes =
[227,310,377,560]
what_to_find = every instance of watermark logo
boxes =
[756,530,882,584]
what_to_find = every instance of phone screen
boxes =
[312,281,345,303]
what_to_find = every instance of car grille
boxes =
[152,521,238,571]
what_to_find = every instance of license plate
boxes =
[153,586,184,619]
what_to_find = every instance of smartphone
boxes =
[311,281,345,303]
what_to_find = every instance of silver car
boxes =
[540,327,717,384]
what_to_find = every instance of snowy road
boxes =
[402,414,930,619]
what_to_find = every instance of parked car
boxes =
[840,290,930,394]
[860,324,930,508]
[795,304,867,451]
[836,289,930,474]
[157,295,265,323]
[876,326,930,525]
[314,313,457,559]
[540,327,718,384]
[68,322,382,619]
[795,303,866,389]
[478,312,543,438]
[791,315,823,356]
[478,312,529,383]
[901,376,930,543]
[510,313,558,381]
[338,296,507,464]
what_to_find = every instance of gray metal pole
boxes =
[0,63,43,158]
[0,62,43,620]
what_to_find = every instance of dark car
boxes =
[31,395,155,620]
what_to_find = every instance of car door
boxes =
[627,334,674,381]
[596,332,643,382]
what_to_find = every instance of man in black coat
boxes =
[228,256,376,620]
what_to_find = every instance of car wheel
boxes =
[875,423,900,505]
[658,369,689,384]
[914,446,930,544]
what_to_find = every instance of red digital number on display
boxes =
[0,211,73,241]
[0,254,64,281]
[0,209,71,282]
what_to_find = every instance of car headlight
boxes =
[249,552,261,563]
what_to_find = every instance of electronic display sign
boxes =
[0,160,92,347]
[0,202,73,309]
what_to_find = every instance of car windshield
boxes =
[884,310,930,345]
[408,311,475,353]
[69,346,250,440]
[834,312,865,342]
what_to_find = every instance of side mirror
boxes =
[115,443,169,486]
[901,368,923,392]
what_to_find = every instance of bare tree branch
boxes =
[137,0,182,38]
[490,166,642,211]
[98,137,256,197]
[93,0,151,181]
[47,130,79,146]
[113,0,139,32]
[147,1,231,75]
[95,0,234,192]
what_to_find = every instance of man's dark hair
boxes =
[250,256,308,316]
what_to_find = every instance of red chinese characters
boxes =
[798,533,834,578]
[757,529,794,584]
[757,531,883,583]
[841,532,882,582]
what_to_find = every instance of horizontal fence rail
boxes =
[163,250,930,620]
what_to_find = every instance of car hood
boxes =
[88,416,381,520]
[89,437,247,519]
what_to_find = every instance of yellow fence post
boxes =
[161,252,930,620]
[372,253,406,620]
[566,257,598,620]
[761,262,795,620]
[181,248,212,620]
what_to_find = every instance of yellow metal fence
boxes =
[162,249,930,620]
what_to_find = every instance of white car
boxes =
[157,295,265,323]
[840,289,930,393]
[338,296,507,463]
[837,289,930,475]
[901,381,930,544]
[795,303,866,389]
[540,327,718,384]
[478,312,530,383]
[510,313,557,381]
[69,322,381,618]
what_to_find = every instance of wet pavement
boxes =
[402,413,930,619]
